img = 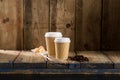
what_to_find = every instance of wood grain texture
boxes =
[1,69,120,74]
[102,0,120,50]
[76,0,101,51]
[16,0,24,50]
[0,50,20,68]
[104,51,120,69]
[14,51,46,69]
[50,0,75,51]
[0,0,23,50]
[24,0,49,50]
[77,51,113,69]
[47,59,68,69]
[0,69,120,80]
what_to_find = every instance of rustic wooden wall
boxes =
[76,0,101,51]
[0,0,120,51]
[102,0,120,50]
[24,0,49,50]
[0,0,23,50]
[50,0,75,51]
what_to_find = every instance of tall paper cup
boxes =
[45,32,62,57]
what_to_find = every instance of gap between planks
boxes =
[13,51,47,69]
[103,51,120,69]
[0,50,21,69]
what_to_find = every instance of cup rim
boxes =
[54,37,71,43]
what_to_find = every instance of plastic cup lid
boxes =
[54,37,71,43]
[45,32,62,37]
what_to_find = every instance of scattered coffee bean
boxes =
[84,57,89,61]
[69,55,89,62]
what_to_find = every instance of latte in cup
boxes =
[45,32,62,57]
[54,37,71,60]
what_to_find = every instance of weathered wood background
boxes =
[0,0,120,51]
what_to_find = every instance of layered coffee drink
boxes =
[54,37,71,60]
[45,32,62,57]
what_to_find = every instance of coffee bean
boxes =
[68,55,89,62]
[84,57,89,61]
[79,56,84,60]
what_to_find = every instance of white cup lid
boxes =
[54,37,71,43]
[45,32,62,37]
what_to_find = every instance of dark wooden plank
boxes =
[24,0,49,50]
[76,0,101,51]
[0,0,23,50]
[0,69,120,80]
[50,0,75,51]
[14,51,46,69]
[77,51,113,69]
[1,70,120,80]
[104,51,120,69]
[0,50,20,68]
[102,0,120,50]
[0,69,120,74]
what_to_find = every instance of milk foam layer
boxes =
[54,37,71,43]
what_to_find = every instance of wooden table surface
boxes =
[0,50,120,80]
[0,50,120,73]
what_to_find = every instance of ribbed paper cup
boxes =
[54,37,71,60]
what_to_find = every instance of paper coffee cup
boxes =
[54,37,71,60]
[45,32,62,57]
